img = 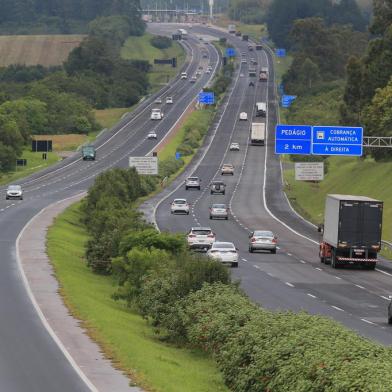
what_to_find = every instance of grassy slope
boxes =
[47,203,228,392]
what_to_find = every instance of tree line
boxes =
[79,167,392,391]
[0,0,145,34]
[0,14,148,172]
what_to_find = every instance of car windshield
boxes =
[8,185,21,191]
[174,199,186,204]
[214,243,235,249]
[254,231,274,237]
[152,109,160,113]
[188,177,198,181]
[223,164,233,168]
[192,230,211,236]
[212,204,226,209]
[212,182,224,185]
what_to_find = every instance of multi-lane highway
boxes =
[0,26,221,391]
[153,25,392,346]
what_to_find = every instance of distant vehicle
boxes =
[241,52,246,57]
[185,176,201,190]
[202,53,208,59]
[228,24,236,34]
[155,97,162,104]
[250,123,265,145]
[196,70,202,76]
[147,131,157,139]
[249,230,277,253]
[198,65,203,70]
[190,76,197,83]
[171,198,190,214]
[6,185,23,200]
[180,72,188,79]
[206,69,211,74]
[221,164,234,175]
[207,242,238,267]
[259,67,268,81]
[239,112,248,121]
[210,181,226,195]
[319,195,383,269]
[230,142,240,151]
[82,145,96,161]
[187,227,215,250]
[209,203,229,220]
[235,31,242,37]
[241,58,247,64]
[242,34,249,41]
[249,68,257,78]
[178,28,188,39]
[255,102,267,117]
[166,96,173,104]
[151,108,163,120]
[256,44,263,51]
[248,44,253,51]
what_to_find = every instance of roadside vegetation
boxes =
[48,165,392,391]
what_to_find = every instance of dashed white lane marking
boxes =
[381,296,390,301]
[285,282,294,288]
[335,276,342,280]
[361,318,376,326]
[307,293,317,299]
[315,267,322,271]
[253,264,260,270]
[376,268,392,277]
[242,258,247,262]
[331,305,344,312]
[287,253,292,256]
[276,246,280,250]
[299,260,306,264]
[355,284,365,290]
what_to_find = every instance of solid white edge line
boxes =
[376,268,392,277]
[361,318,376,325]
[15,193,97,392]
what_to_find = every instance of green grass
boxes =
[47,202,228,392]
[121,33,186,92]
[0,149,59,185]
[94,107,135,130]
[284,156,392,241]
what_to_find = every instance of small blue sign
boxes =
[175,152,181,160]
[275,125,312,155]
[226,47,236,57]
[312,126,363,156]
[281,95,297,108]
[275,48,286,57]
[198,91,215,105]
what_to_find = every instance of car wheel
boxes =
[231,263,238,268]
[231,173,234,176]
[249,247,253,253]
[210,191,213,194]
[389,316,392,325]
[225,217,228,220]
[198,186,201,190]
[209,216,213,220]
[223,191,225,195]
[185,186,188,190]
[367,263,376,270]
[271,249,276,254]
[20,197,23,200]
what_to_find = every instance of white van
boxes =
[255,102,266,117]
[180,72,188,80]
[151,108,163,120]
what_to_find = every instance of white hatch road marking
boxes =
[299,260,306,264]
[335,276,342,280]
[331,305,344,312]
[253,264,261,269]
[355,284,365,290]
[287,253,292,256]
[242,258,247,261]
[315,267,322,271]
[307,293,317,299]
[285,282,294,288]
[361,318,376,326]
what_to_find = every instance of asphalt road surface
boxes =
[0,26,220,391]
[154,25,392,346]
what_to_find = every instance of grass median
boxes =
[47,202,228,392]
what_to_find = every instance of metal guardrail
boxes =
[382,240,392,251]
[363,137,392,148]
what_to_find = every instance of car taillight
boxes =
[272,238,277,244]
[208,234,215,238]
[230,250,237,253]
[251,237,256,242]
[189,234,196,238]
[210,250,219,254]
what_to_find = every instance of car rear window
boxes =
[188,177,198,181]
[174,200,186,204]
[254,231,273,237]
[212,204,226,208]
[214,243,235,249]
[192,230,211,235]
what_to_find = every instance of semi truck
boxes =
[250,123,266,145]
[228,24,236,34]
[259,67,268,81]
[319,195,383,269]
[82,145,96,161]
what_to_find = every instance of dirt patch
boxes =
[0,35,85,66]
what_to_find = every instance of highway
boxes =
[154,25,392,346]
[0,27,220,391]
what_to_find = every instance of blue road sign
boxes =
[312,126,363,156]
[281,95,297,108]
[175,152,181,160]
[226,47,236,57]
[275,125,312,155]
[275,48,286,57]
[198,92,215,105]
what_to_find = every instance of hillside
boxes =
[0,35,85,66]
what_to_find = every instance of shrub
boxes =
[150,35,172,49]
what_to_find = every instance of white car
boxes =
[221,164,234,175]
[239,112,248,121]
[187,227,216,251]
[190,76,197,83]
[166,96,173,104]
[206,69,211,74]
[6,184,23,200]
[185,176,201,190]
[147,131,157,139]
[155,97,162,104]
[180,72,188,79]
[151,108,163,120]
[207,242,238,267]
[196,70,202,76]
[171,198,190,214]
[230,142,240,151]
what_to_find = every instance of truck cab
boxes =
[82,145,96,161]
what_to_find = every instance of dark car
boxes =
[388,297,392,324]
[210,181,226,195]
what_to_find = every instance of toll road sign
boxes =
[275,140,312,154]
[312,126,363,156]
[198,92,215,104]
[275,125,312,155]
[226,48,236,57]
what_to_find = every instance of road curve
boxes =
[0,25,220,391]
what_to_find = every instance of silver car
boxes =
[249,230,277,253]
[6,184,23,200]
[171,198,190,214]
[185,177,201,190]
[209,203,229,220]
